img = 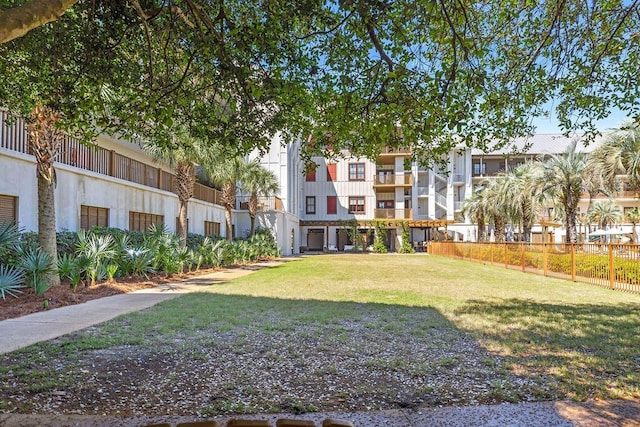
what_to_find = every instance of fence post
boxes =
[521,243,525,271]
[609,244,615,290]
[504,243,508,268]
[543,243,548,276]
[571,243,576,282]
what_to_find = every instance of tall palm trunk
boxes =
[28,104,62,288]
[521,199,533,242]
[494,215,506,242]
[174,161,195,248]
[248,192,258,236]
[565,189,579,243]
[477,215,486,242]
[221,181,236,241]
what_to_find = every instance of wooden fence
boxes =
[0,109,223,204]
[429,241,640,295]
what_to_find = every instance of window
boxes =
[129,211,164,232]
[204,221,221,237]
[305,164,317,182]
[81,205,109,230]
[327,163,337,182]
[349,196,365,214]
[473,162,486,176]
[349,163,365,181]
[0,195,17,225]
[327,196,337,214]
[306,196,316,214]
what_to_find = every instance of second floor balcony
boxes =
[374,208,412,220]
[373,174,412,187]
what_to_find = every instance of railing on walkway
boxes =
[0,109,223,205]
[429,241,640,295]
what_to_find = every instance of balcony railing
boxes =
[373,174,412,186]
[0,109,224,206]
[434,193,447,207]
[452,173,465,183]
[374,208,412,219]
[379,146,411,155]
[236,196,283,211]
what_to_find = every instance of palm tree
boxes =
[241,160,280,236]
[625,207,640,243]
[27,104,63,288]
[537,140,590,243]
[461,187,487,242]
[144,131,204,247]
[480,176,508,242]
[591,121,640,194]
[587,201,621,230]
[499,161,544,242]
[202,155,251,241]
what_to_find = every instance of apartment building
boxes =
[3,109,637,254]
[0,111,298,254]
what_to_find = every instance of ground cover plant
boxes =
[1,254,639,418]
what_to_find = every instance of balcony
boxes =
[452,173,465,184]
[236,196,283,211]
[373,174,412,187]
[378,146,411,155]
[434,193,447,208]
[374,208,413,219]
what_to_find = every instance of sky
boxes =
[530,106,631,135]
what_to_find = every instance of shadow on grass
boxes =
[1,294,534,415]
[453,298,640,401]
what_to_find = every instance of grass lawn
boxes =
[1,254,639,416]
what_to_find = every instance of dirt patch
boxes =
[0,268,221,322]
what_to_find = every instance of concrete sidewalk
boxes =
[0,398,639,426]
[0,259,290,354]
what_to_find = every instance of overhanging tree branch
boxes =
[0,0,79,43]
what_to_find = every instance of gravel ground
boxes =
[0,304,556,418]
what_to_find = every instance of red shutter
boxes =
[327,163,337,181]
[306,169,316,182]
[327,196,337,214]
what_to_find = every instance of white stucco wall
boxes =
[0,148,228,236]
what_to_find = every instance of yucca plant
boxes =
[78,234,116,286]
[0,264,25,300]
[18,247,55,297]
[123,248,156,278]
[0,222,22,266]
[57,253,85,292]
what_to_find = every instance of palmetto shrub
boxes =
[18,247,55,297]
[0,264,25,300]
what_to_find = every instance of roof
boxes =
[471,134,603,156]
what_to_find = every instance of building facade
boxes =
[2,110,638,254]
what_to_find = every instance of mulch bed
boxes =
[0,268,220,322]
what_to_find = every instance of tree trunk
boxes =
[221,182,236,241]
[28,104,62,288]
[248,192,258,237]
[174,161,195,248]
[177,201,188,247]
[494,215,506,242]
[37,173,59,287]
[224,206,233,241]
[477,216,486,242]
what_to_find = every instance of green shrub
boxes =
[18,247,55,297]
[0,265,25,300]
